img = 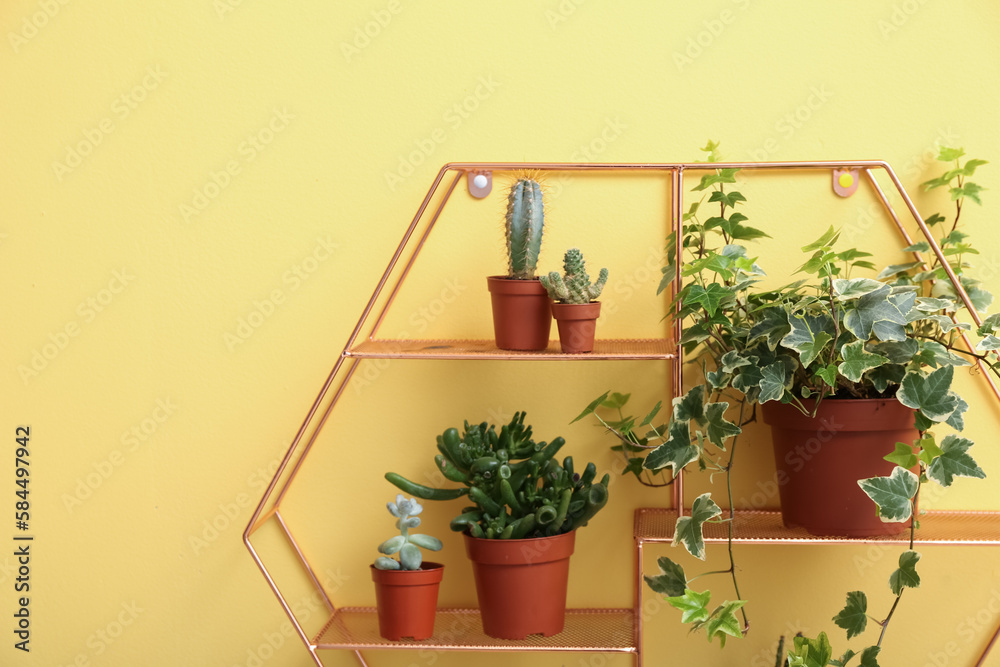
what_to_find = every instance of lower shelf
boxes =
[312,607,637,652]
[635,508,1000,545]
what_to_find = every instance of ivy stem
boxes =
[876,591,904,647]
[725,400,749,633]
[876,487,920,647]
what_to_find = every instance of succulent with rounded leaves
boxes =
[540,248,608,304]
[373,495,443,571]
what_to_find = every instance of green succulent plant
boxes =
[504,178,545,280]
[373,495,443,571]
[540,248,608,304]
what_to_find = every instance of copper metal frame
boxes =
[243,160,1000,667]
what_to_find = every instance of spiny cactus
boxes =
[505,178,545,280]
[374,495,443,570]
[386,412,610,539]
[540,248,608,304]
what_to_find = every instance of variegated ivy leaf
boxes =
[705,402,741,449]
[927,434,985,487]
[858,646,882,667]
[672,385,706,425]
[897,366,958,422]
[672,493,722,559]
[748,307,791,350]
[842,285,915,342]
[643,420,698,478]
[915,296,956,312]
[782,312,835,367]
[945,394,968,431]
[915,340,973,368]
[838,341,889,383]
[876,261,923,280]
[866,364,906,393]
[720,350,751,373]
[923,314,972,332]
[705,367,731,390]
[869,339,919,364]
[967,285,994,313]
[832,277,883,300]
[758,361,791,403]
[644,557,687,597]
[858,466,919,522]
[976,335,1000,352]
[903,241,931,253]
[731,361,764,393]
[978,313,1000,335]
[888,550,921,596]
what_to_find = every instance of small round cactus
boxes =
[540,248,608,304]
[374,495,443,570]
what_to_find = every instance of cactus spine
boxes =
[540,248,608,304]
[505,178,545,279]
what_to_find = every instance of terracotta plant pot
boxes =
[551,302,601,354]
[370,562,444,641]
[761,398,918,537]
[463,531,575,639]
[486,277,552,351]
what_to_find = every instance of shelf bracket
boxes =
[833,168,860,197]
[467,170,492,198]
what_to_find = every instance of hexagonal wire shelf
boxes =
[244,161,1000,667]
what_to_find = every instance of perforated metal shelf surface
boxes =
[312,607,636,652]
[635,508,1000,546]
[346,338,676,360]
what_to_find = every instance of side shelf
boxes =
[346,338,676,360]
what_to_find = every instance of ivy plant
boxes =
[576,142,999,662]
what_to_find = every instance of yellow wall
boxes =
[4,1,1000,665]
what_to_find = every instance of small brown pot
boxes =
[551,302,601,354]
[486,277,552,351]
[370,562,444,641]
[761,398,918,537]
[464,531,575,639]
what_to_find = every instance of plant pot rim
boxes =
[463,530,576,565]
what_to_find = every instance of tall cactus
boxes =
[540,248,608,304]
[385,412,610,539]
[505,178,545,279]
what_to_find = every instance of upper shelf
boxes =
[635,508,1000,546]
[346,338,676,361]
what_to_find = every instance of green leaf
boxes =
[833,277,884,300]
[759,361,790,403]
[884,442,918,469]
[729,225,771,241]
[867,363,906,393]
[945,394,968,431]
[838,341,889,383]
[925,212,947,226]
[692,169,739,191]
[644,421,698,478]
[927,434,985,487]
[666,588,711,623]
[816,363,839,387]
[783,313,835,367]
[572,391,610,423]
[842,285,914,342]
[705,402,741,449]
[924,314,971,332]
[708,189,747,208]
[802,225,840,252]
[897,366,958,422]
[876,261,923,280]
[704,600,746,648]
[672,385,706,425]
[720,350,751,373]
[889,550,921,595]
[705,368,731,390]
[639,401,663,427]
[788,632,834,667]
[979,313,1000,334]
[731,363,764,396]
[937,146,966,162]
[859,645,882,667]
[951,181,986,205]
[687,283,731,317]
[961,158,988,176]
[644,557,687,597]
[749,307,791,350]
[968,285,994,313]
[858,466,919,522]
[672,493,722,559]
[831,649,858,667]
[914,296,955,312]
[902,241,931,253]
[977,335,1000,352]
[918,435,943,467]
[832,591,868,640]
[602,392,631,409]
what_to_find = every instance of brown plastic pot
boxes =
[486,277,552,351]
[370,562,444,640]
[463,531,575,639]
[551,302,601,354]
[761,398,918,537]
